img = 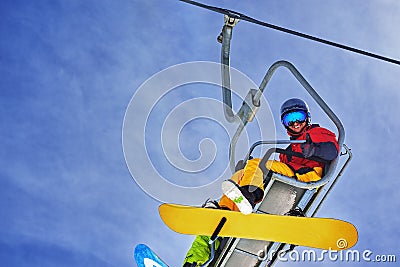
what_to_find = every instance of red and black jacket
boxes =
[279,124,339,175]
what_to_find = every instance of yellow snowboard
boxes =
[159,203,358,250]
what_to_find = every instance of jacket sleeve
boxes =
[312,142,338,161]
[308,128,339,161]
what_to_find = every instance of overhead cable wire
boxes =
[180,0,400,66]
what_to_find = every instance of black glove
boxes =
[300,133,317,158]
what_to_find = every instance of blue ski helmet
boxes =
[280,98,311,125]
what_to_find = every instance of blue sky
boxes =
[1,0,400,266]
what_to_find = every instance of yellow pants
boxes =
[219,158,323,210]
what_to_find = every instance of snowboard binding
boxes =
[284,207,305,217]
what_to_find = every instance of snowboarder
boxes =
[182,98,339,266]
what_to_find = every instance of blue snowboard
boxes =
[134,244,169,267]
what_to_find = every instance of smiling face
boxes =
[287,120,307,134]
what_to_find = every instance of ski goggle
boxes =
[281,110,308,127]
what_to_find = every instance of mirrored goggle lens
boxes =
[282,110,307,127]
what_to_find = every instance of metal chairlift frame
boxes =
[208,16,353,267]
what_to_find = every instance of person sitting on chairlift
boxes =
[183,98,339,267]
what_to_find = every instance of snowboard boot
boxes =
[202,198,231,211]
[201,199,220,209]
[285,207,305,217]
[221,179,257,215]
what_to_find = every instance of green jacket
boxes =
[183,235,220,266]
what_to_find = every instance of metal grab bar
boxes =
[226,59,346,173]
[244,139,305,161]
[259,147,336,189]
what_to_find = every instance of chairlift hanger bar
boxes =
[179,0,400,66]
